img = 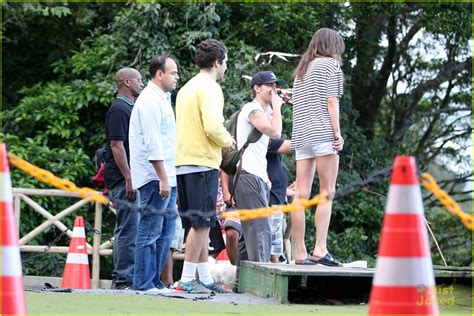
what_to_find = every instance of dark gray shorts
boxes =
[222,215,242,239]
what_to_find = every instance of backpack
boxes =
[94,145,107,170]
[220,109,262,175]
[92,145,108,195]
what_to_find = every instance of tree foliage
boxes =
[2,2,471,276]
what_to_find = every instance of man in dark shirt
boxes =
[104,67,144,290]
[266,138,292,263]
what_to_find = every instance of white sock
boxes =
[180,261,197,283]
[197,262,214,285]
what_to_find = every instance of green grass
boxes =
[25,285,472,315]
[26,292,366,315]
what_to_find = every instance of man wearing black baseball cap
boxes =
[221,70,283,264]
[251,71,279,86]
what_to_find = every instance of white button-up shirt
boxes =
[129,81,177,189]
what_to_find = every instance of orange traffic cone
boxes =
[368,156,439,315]
[215,231,231,264]
[1,143,27,315]
[61,216,91,289]
[215,249,230,263]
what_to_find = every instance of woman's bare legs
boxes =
[291,158,316,261]
[312,154,339,258]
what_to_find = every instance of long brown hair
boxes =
[293,28,345,80]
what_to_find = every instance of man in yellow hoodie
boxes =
[175,39,233,293]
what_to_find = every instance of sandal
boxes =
[309,253,342,267]
[295,258,317,265]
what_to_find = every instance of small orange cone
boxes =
[215,249,230,263]
[61,216,91,289]
[1,143,27,315]
[368,156,439,315]
[215,231,231,264]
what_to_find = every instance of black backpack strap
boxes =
[229,128,261,203]
[247,127,263,144]
[229,141,248,203]
[229,159,243,204]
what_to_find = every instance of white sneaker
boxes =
[145,287,174,294]
[145,287,161,293]
[157,286,174,293]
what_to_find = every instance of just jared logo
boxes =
[416,284,455,306]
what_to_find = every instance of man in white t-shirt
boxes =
[234,71,283,263]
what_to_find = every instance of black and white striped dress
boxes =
[292,58,343,150]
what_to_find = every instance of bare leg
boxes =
[225,228,239,266]
[312,154,339,258]
[291,158,316,261]
[185,227,211,262]
[198,227,211,263]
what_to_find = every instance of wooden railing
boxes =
[13,188,292,289]
[12,188,113,289]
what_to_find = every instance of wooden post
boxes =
[12,188,111,286]
[91,201,103,289]
[14,195,21,236]
[18,194,90,246]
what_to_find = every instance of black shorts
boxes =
[177,170,218,229]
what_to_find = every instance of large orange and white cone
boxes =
[368,156,439,315]
[61,216,91,289]
[1,143,27,315]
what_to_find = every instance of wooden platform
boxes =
[238,261,473,304]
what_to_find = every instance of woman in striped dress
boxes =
[291,28,345,266]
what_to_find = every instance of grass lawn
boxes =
[26,292,366,315]
[25,285,472,315]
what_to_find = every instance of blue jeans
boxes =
[134,181,177,290]
[109,182,140,287]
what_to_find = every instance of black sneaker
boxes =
[111,283,132,290]
[197,280,231,294]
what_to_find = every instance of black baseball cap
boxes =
[251,71,279,87]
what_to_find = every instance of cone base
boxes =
[1,276,27,315]
[369,285,439,315]
[61,263,91,289]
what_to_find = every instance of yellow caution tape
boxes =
[420,172,472,231]
[7,150,472,230]
[7,152,108,205]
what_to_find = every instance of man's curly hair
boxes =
[195,39,228,69]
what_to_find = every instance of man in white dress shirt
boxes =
[129,55,179,292]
